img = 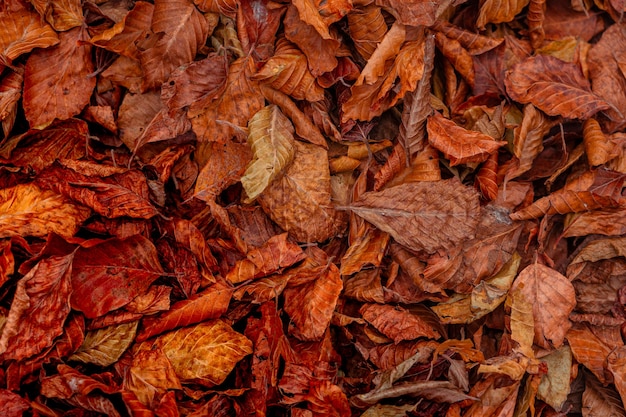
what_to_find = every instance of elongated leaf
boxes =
[347,4,388,60]
[23,27,94,129]
[135,320,252,386]
[71,235,164,318]
[349,179,480,253]
[69,321,139,367]
[0,253,73,361]
[0,183,89,239]
[241,105,296,202]
[137,282,232,341]
[505,55,610,119]
[427,112,505,166]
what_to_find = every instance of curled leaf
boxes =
[241,105,296,202]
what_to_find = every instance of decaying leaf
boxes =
[69,321,139,367]
[241,105,296,202]
[134,320,252,386]
[349,179,480,253]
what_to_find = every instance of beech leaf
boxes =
[505,55,610,119]
[134,320,252,386]
[69,321,139,367]
[349,179,480,253]
[241,105,296,202]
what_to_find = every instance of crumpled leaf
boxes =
[510,169,625,220]
[0,389,30,417]
[30,0,84,31]
[505,54,610,119]
[71,235,164,318]
[477,0,530,28]
[375,0,453,26]
[0,253,73,361]
[510,263,576,349]
[582,371,626,417]
[258,140,344,243]
[360,304,441,343]
[0,183,89,239]
[69,321,139,367]
[537,345,572,410]
[190,56,264,143]
[427,112,505,166]
[0,5,59,63]
[347,4,388,60]
[139,0,209,90]
[0,65,23,138]
[22,27,95,129]
[349,179,480,253]
[123,348,182,408]
[241,105,296,202]
[134,320,252,386]
[283,247,343,341]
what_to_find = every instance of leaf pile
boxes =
[1,0,626,416]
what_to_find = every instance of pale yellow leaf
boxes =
[69,321,139,367]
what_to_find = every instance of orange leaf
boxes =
[427,112,505,166]
[137,282,232,342]
[505,55,610,119]
[349,179,480,253]
[139,0,209,90]
[189,56,264,142]
[583,118,620,166]
[22,27,95,129]
[0,5,59,63]
[283,247,343,341]
[510,263,576,349]
[0,254,73,362]
[376,0,453,26]
[123,348,182,408]
[347,4,388,60]
[510,169,625,220]
[360,303,440,343]
[0,64,23,138]
[30,0,84,31]
[477,0,530,28]
[568,324,613,383]
[226,233,305,284]
[134,320,252,386]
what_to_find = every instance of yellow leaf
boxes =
[0,183,90,238]
[135,320,252,386]
[69,321,139,367]
[241,105,296,202]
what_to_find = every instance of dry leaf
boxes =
[510,263,576,349]
[134,320,252,386]
[241,105,296,202]
[505,54,610,119]
[349,179,480,253]
[69,321,139,367]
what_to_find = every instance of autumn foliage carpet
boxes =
[1,0,626,416]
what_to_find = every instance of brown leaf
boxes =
[134,320,252,386]
[259,140,343,243]
[0,5,59,63]
[349,179,480,253]
[563,202,626,237]
[36,162,159,219]
[510,263,576,349]
[71,235,164,318]
[22,27,95,129]
[189,56,264,142]
[477,0,530,28]
[194,140,252,201]
[139,0,209,90]
[226,233,305,284]
[347,4,388,60]
[375,0,453,26]
[427,112,505,166]
[510,169,625,220]
[137,282,232,341]
[505,54,610,119]
[582,371,626,416]
[283,247,343,341]
[0,253,73,361]
[0,389,30,417]
[432,21,503,55]
[89,2,153,59]
[583,118,620,167]
[0,65,23,138]
[360,304,440,343]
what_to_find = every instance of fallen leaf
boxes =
[360,303,441,343]
[349,179,480,253]
[69,321,139,367]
